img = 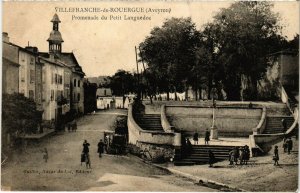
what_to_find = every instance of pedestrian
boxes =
[239,147,244,165]
[208,150,215,167]
[81,151,85,166]
[72,121,77,132]
[287,137,293,154]
[97,139,105,157]
[205,129,210,145]
[282,136,288,153]
[273,145,279,166]
[43,148,48,163]
[234,147,240,165]
[244,145,250,165]
[281,118,287,131]
[67,122,71,132]
[85,153,91,169]
[83,140,90,158]
[229,149,235,165]
[193,131,199,145]
[186,138,192,155]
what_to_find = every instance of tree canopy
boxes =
[137,2,295,101]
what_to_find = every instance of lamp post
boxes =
[210,82,218,140]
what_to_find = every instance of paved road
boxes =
[1,109,216,191]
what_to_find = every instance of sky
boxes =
[3,1,299,77]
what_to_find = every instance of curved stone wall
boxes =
[166,106,262,137]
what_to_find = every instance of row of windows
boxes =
[73,79,81,87]
[50,89,81,102]
[52,73,63,85]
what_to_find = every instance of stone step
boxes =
[174,161,196,166]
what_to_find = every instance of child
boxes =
[43,148,48,163]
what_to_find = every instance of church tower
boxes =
[47,13,64,54]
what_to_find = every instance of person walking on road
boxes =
[205,129,210,145]
[43,148,48,163]
[82,140,91,168]
[97,139,105,157]
[83,140,90,154]
[193,132,199,145]
[273,145,279,166]
[208,150,215,167]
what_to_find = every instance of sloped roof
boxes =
[47,30,64,42]
[2,57,20,67]
[97,88,112,97]
[51,13,61,23]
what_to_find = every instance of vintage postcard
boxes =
[1,0,299,191]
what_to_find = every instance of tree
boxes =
[107,69,136,96]
[208,2,285,100]
[2,93,42,136]
[139,17,200,100]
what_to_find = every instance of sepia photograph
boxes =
[1,0,299,191]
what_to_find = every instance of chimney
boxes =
[25,46,39,54]
[2,32,9,43]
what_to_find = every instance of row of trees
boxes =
[138,2,298,101]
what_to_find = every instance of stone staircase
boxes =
[263,116,295,134]
[174,145,241,166]
[134,114,164,131]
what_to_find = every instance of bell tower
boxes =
[47,13,64,54]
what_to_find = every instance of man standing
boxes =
[193,131,199,145]
[208,150,215,167]
[205,129,210,145]
[287,138,293,154]
[97,139,105,157]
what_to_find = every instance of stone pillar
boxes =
[210,125,218,139]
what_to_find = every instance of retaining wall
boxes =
[166,106,262,137]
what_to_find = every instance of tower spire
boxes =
[47,13,64,54]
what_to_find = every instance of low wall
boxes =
[127,104,180,146]
[166,106,262,137]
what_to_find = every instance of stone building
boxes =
[39,13,85,121]
[2,33,19,94]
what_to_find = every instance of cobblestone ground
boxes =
[1,109,216,191]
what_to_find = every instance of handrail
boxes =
[252,107,266,134]
[285,107,299,136]
[161,105,173,132]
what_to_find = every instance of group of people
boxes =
[273,137,294,166]
[192,129,210,145]
[228,145,250,165]
[67,121,77,132]
[80,137,111,168]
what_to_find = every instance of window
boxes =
[51,73,54,84]
[51,90,54,101]
[20,66,25,82]
[29,90,34,100]
[30,57,34,65]
[30,70,35,83]
[78,80,80,87]
[74,79,77,87]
